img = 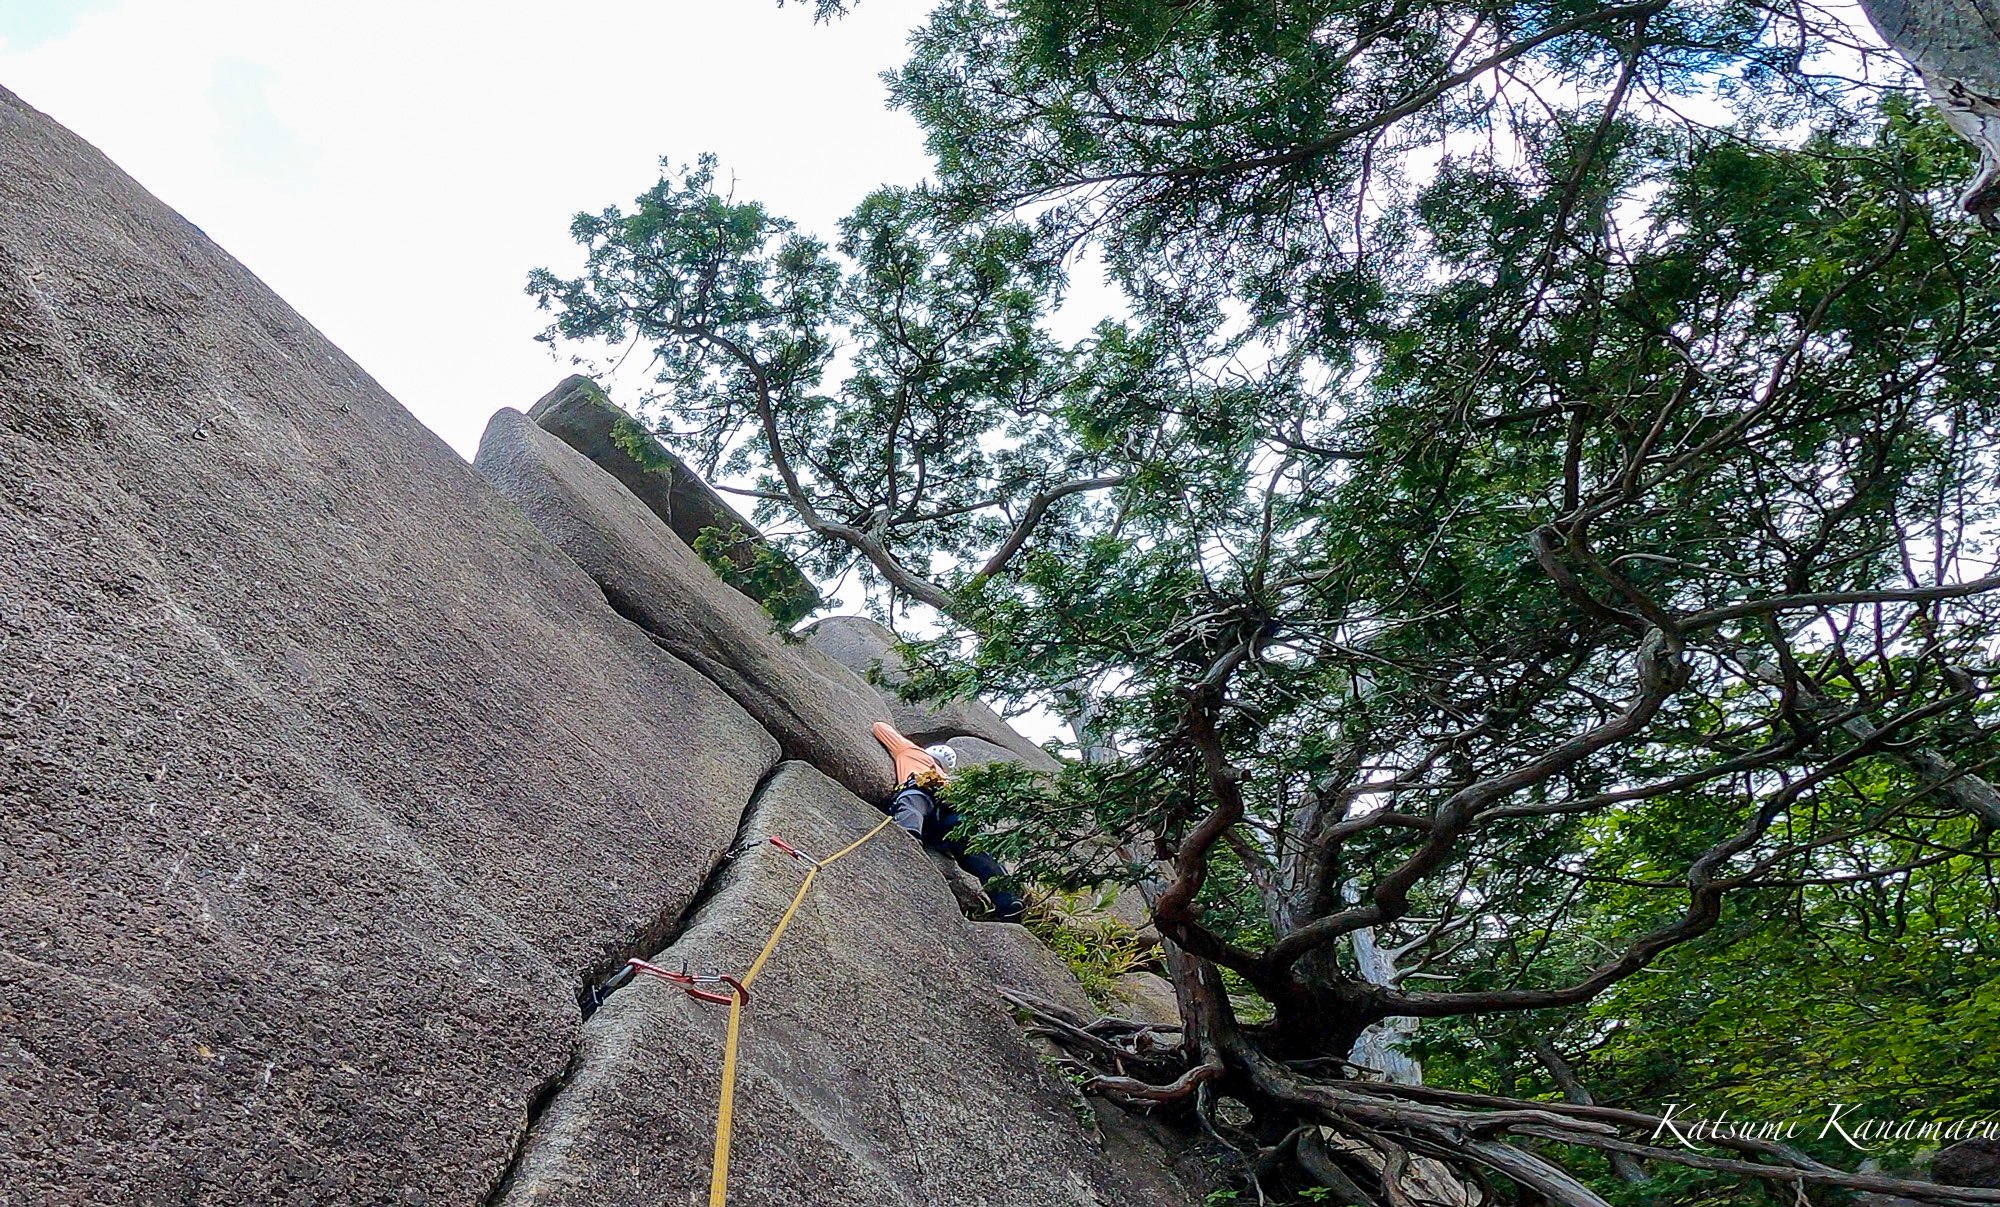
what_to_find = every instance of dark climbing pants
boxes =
[886,785,1024,921]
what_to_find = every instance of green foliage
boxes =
[529,161,1145,612]
[940,758,1168,888]
[609,414,676,475]
[690,524,820,632]
[610,413,821,630]
[1418,820,2000,1168]
[1020,887,1153,1006]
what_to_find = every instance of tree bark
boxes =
[1855,0,2000,224]
[1345,880,1423,1086]
[1530,1040,1649,1184]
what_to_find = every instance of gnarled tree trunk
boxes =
[1857,0,2000,224]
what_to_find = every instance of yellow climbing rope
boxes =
[633,812,897,1207]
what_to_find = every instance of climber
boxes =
[873,721,1025,922]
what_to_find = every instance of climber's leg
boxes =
[887,785,934,837]
[928,805,965,850]
[953,848,1025,922]
[929,808,1025,921]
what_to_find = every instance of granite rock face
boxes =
[967,920,1097,1018]
[1107,972,1183,1028]
[526,374,820,613]
[1,83,1193,1206]
[0,84,779,1203]
[804,615,1061,771]
[473,408,897,802]
[494,762,1193,1207]
[940,734,1035,768]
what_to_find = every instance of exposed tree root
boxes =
[1007,980,2000,1206]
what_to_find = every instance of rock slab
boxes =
[475,407,897,802]
[0,83,779,1203]
[0,78,1194,1207]
[497,762,1194,1207]
[1937,1138,2000,1188]
[967,921,1098,1018]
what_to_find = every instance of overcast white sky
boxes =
[0,0,942,456]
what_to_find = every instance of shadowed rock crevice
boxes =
[481,1046,583,1207]
[500,763,793,1205]
[577,759,786,1018]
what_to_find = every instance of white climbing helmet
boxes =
[925,743,959,772]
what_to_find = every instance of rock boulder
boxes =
[1107,972,1183,1028]
[0,80,1196,1207]
[527,374,819,613]
[1936,1138,2000,1188]
[474,407,897,802]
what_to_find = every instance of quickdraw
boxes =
[623,813,897,1206]
[625,958,749,1007]
[766,836,823,870]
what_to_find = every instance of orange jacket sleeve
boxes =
[873,721,941,784]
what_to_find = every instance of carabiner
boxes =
[686,973,749,1006]
[626,957,695,985]
[767,836,822,870]
[626,958,748,1006]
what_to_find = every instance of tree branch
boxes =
[1265,629,1685,970]
[1682,572,2000,632]
[1369,685,1976,1018]
[973,476,1127,581]
[674,324,968,619]
[1000,0,1669,198]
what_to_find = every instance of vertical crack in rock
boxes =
[575,759,781,1017]
[481,1046,582,1207]
[563,568,811,1019]
[483,761,786,1206]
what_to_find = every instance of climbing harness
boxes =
[625,812,897,1207]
